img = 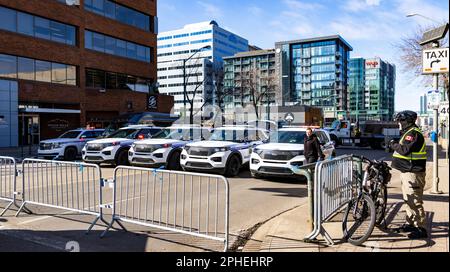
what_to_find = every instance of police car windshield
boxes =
[271,131,306,144]
[59,130,82,139]
[160,128,207,141]
[209,129,267,142]
[107,129,139,139]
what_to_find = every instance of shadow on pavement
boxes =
[0,210,228,252]
[248,187,307,198]
[388,192,449,203]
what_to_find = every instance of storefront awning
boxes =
[19,108,81,114]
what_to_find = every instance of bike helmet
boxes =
[394,110,417,126]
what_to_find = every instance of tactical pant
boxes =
[400,172,426,228]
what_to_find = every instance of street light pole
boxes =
[406,13,445,194]
[406,13,441,24]
[431,41,442,194]
[182,45,211,124]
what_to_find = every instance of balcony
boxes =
[301,70,311,75]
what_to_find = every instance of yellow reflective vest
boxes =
[393,127,427,161]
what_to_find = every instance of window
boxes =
[84,0,151,32]
[66,25,76,45]
[85,30,152,62]
[34,17,50,40]
[137,45,146,62]
[86,69,105,88]
[0,54,17,79]
[85,68,151,90]
[104,0,116,19]
[50,21,67,43]
[93,32,105,51]
[18,57,35,80]
[81,130,103,138]
[35,60,51,82]
[0,53,76,85]
[105,36,116,54]
[0,6,16,32]
[106,72,117,89]
[85,31,93,49]
[126,42,137,59]
[67,65,77,86]
[17,12,33,36]
[51,63,67,84]
[116,39,127,57]
[0,6,76,45]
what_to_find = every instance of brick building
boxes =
[0,0,173,146]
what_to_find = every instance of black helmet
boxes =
[394,110,417,124]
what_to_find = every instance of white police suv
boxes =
[250,127,336,179]
[38,129,104,160]
[180,126,269,177]
[82,126,163,166]
[128,125,212,170]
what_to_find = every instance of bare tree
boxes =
[174,58,208,124]
[395,24,449,98]
[240,63,278,119]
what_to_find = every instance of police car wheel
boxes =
[115,149,129,166]
[167,151,181,170]
[64,147,77,161]
[225,155,240,177]
[251,171,261,179]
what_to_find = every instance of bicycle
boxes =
[342,156,391,246]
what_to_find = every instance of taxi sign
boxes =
[422,48,449,74]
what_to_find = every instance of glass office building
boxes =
[348,57,396,121]
[275,35,352,124]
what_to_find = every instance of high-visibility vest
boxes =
[393,127,427,161]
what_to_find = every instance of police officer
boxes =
[390,110,428,239]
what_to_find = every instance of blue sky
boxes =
[158,0,449,111]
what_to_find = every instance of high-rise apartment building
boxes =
[275,35,352,124]
[157,21,248,115]
[348,57,396,121]
[222,49,276,113]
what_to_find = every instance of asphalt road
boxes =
[0,146,392,252]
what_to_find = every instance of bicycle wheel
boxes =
[375,184,388,226]
[342,193,376,246]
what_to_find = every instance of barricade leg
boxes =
[15,202,27,217]
[0,201,14,216]
[100,218,127,238]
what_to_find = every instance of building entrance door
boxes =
[19,114,40,146]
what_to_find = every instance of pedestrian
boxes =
[304,127,325,164]
[390,110,428,239]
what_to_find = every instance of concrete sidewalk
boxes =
[243,159,449,252]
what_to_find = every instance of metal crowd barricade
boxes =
[0,156,18,216]
[103,166,230,252]
[16,159,107,232]
[304,155,356,245]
